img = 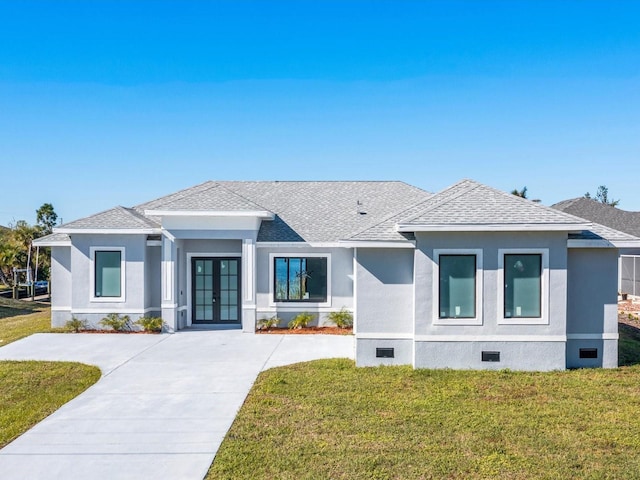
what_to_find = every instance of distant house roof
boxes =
[56,181,433,243]
[349,179,592,241]
[552,197,640,238]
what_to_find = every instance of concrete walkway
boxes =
[0,331,354,480]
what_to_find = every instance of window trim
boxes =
[90,247,126,303]
[497,248,549,325]
[433,249,483,326]
[269,253,331,307]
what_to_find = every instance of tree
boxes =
[36,203,58,235]
[584,185,620,207]
[511,186,528,199]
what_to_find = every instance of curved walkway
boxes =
[0,331,354,480]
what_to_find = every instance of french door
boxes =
[191,257,241,324]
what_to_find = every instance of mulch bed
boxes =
[257,326,353,335]
[72,330,160,334]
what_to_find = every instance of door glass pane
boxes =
[95,251,121,297]
[439,255,476,318]
[204,306,213,320]
[229,306,238,320]
[196,306,204,320]
[204,276,212,289]
[195,275,204,289]
[220,306,229,320]
[221,276,228,289]
[204,261,212,275]
[229,260,238,275]
[504,254,541,318]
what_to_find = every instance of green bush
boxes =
[327,308,353,328]
[65,317,88,333]
[99,313,132,332]
[288,312,315,329]
[257,315,281,330]
[135,316,164,332]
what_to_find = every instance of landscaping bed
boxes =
[256,326,353,335]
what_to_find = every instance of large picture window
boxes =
[439,254,476,318]
[94,250,122,298]
[504,254,542,318]
[274,257,327,302]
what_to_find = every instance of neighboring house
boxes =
[552,198,640,296]
[34,179,640,371]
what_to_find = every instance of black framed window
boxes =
[94,250,122,298]
[504,254,542,318]
[438,254,476,318]
[274,257,327,302]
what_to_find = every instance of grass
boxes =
[0,361,100,448]
[209,326,640,480]
[0,297,54,347]
[620,322,640,366]
[0,298,100,449]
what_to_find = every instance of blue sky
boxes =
[1,0,638,227]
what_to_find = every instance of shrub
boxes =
[99,313,132,332]
[257,315,281,330]
[135,316,164,332]
[65,317,88,333]
[288,312,315,329]
[327,308,353,328]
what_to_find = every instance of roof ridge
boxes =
[345,193,436,240]
[214,183,272,211]
[134,180,218,211]
[401,179,481,224]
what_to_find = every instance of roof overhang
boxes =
[144,209,275,219]
[396,223,592,233]
[32,239,72,247]
[53,228,162,235]
[338,240,416,249]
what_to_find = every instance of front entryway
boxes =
[191,258,241,325]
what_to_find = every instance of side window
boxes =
[498,249,548,325]
[439,255,477,318]
[434,249,483,325]
[503,254,542,318]
[91,248,125,301]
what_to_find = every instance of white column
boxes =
[161,235,178,332]
[241,238,257,332]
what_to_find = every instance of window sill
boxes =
[90,296,126,303]
[433,318,483,326]
[498,317,548,325]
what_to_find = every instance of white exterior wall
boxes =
[66,234,148,328]
[566,248,619,368]
[355,248,414,365]
[413,231,568,370]
[255,245,354,327]
[50,246,72,327]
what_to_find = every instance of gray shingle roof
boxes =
[138,181,270,212]
[60,181,432,242]
[403,180,590,227]
[218,181,431,242]
[60,206,159,230]
[552,197,640,238]
[350,179,590,241]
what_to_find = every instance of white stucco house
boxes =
[35,179,640,370]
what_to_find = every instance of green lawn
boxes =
[0,298,100,449]
[0,361,100,448]
[0,297,55,346]
[209,326,640,480]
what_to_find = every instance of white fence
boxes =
[621,255,640,297]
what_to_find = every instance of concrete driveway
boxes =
[0,331,354,480]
